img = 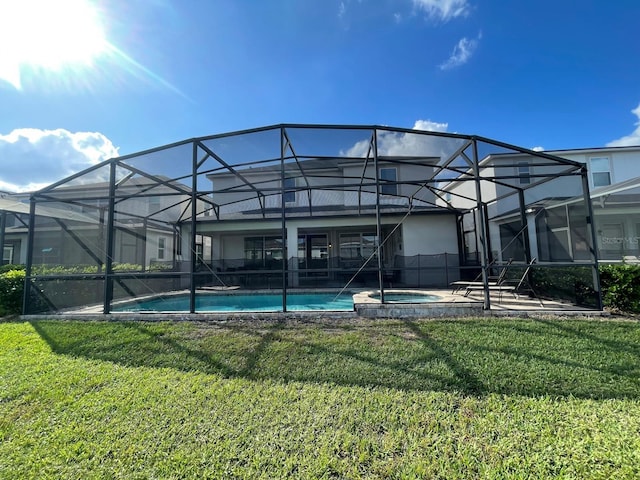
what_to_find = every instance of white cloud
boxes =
[341,138,370,158]
[439,33,481,70]
[413,119,449,132]
[338,1,346,19]
[532,146,545,152]
[606,103,640,147]
[342,119,454,157]
[413,0,470,22]
[0,128,118,192]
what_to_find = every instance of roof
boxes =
[590,175,640,198]
[0,197,97,223]
[545,145,640,156]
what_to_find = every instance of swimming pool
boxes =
[369,293,442,303]
[113,292,354,312]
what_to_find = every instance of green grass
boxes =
[1,317,640,479]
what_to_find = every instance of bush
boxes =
[0,268,26,316]
[531,266,597,308]
[31,265,99,275]
[112,263,143,272]
[530,264,640,313]
[28,263,174,275]
[599,264,640,313]
[0,264,25,275]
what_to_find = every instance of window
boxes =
[537,206,572,261]
[590,157,611,187]
[379,167,397,195]
[245,237,263,266]
[176,235,182,256]
[3,246,13,265]
[339,232,378,260]
[499,222,526,261]
[157,237,166,260]
[599,223,624,258]
[517,162,531,185]
[119,231,138,264]
[339,233,360,259]
[149,196,161,214]
[297,234,329,277]
[244,236,283,268]
[283,177,296,204]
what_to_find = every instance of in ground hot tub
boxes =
[368,292,443,303]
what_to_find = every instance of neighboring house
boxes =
[0,192,30,265]
[446,145,640,264]
[0,177,209,271]
[550,146,640,262]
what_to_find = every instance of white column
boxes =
[287,224,299,287]
[527,213,539,260]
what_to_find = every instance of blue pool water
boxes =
[114,292,354,312]
[370,293,442,303]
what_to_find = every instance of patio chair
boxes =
[450,258,513,294]
[461,258,537,302]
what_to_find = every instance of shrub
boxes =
[31,265,99,275]
[28,263,175,275]
[112,263,143,272]
[531,266,597,308]
[0,268,26,315]
[0,264,25,275]
[599,264,640,313]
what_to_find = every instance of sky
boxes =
[1,0,639,192]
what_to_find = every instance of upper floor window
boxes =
[379,167,397,195]
[517,162,531,185]
[283,177,296,204]
[149,196,161,214]
[589,157,611,187]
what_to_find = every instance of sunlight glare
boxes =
[0,0,107,88]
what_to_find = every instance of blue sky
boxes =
[1,0,639,191]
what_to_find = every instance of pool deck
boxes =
[21,288,607,321]
[354,289,604,318]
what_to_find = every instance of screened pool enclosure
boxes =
[19,124,602,314]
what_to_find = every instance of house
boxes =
[199,155,460,288]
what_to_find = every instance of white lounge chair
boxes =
[450,258,513,294]
[461,258,537,302]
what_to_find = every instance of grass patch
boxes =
[1,317,640,478]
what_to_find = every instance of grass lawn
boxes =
[1,316,640,479]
